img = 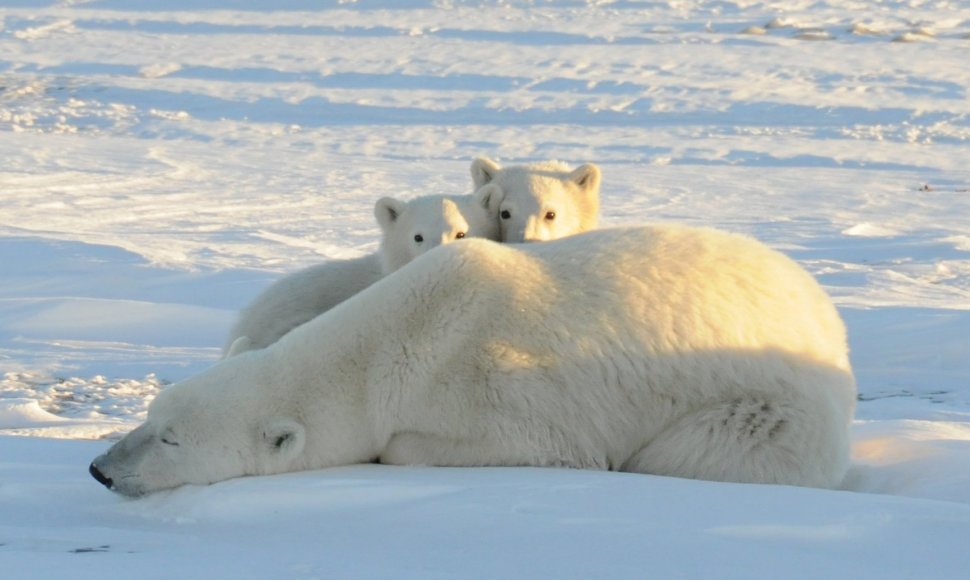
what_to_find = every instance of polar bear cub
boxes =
[93,225,855,496]
[470,158,601,242]
[223,186,501,356]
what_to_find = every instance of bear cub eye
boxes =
[160,435,179,447]
[455,232,465,239]
[545,211,556,221]
[413,234,424,243]
[500,210,511,220]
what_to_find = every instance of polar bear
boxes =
[470,158,601,242]
[223,186,502,356]
[91,225,856,496]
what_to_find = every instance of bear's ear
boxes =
[569,163,601,194]
[374,197,407,230]
[472,183,504,215]
[261,418,305,459]
[470,157,502,188]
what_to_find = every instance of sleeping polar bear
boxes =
[90,225,856,496]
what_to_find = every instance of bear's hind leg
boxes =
[622,396,846,488]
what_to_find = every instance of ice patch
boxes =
[1,371,163,439]
[0,398,67,429]
[849,23,884,36]
[149,109,190,121]
[842,223,899,238]
[139,63,182,79]
[764,17,795,29]
[893,30,935,43]
[0,396,131,438]
[12,19,75,40]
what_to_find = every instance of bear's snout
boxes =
[89,461,113,490]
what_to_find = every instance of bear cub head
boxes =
[374,186,502,275]
[470,158,601,243]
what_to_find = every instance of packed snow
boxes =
[1,1,969,578]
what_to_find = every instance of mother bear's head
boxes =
[89,354,310,497]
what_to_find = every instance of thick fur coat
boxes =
[93,225,856,496]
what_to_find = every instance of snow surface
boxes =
[1,1,969,578]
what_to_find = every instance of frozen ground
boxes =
[1,1,969,578]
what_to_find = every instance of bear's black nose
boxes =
[89,462,113,489]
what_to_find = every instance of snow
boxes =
[1,0,968,577]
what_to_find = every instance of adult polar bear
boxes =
[90,225,856,496]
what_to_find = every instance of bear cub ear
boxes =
[470,157,502,189]
[472,183,504,215]
[261,418,306,459]
[569,163,601,193]
[374,197,408,230]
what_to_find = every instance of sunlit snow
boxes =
[1,1,968,578]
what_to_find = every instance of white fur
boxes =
[471,157,601,242]
[92,225,856,496]
[222,188,501,355]
[373,187,501,274]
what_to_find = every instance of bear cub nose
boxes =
[89,462,113,489]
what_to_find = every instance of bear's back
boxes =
[441,224,849,373]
